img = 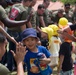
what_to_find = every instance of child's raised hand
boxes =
[57,29,69,35]
[57,30,63,34]
[11,42,28,64]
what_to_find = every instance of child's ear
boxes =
[36,38,38,42]
[37,40,41,46]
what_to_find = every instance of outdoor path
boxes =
[33,0,63,11]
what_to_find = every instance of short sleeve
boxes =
[59,43,67,56]
[38,46,51,58]
[20,10,28,20]
[0,6,7,20]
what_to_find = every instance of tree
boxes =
[51,0,57,2]
[60,0,76,4]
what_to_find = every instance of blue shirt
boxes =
[24,46,51,75]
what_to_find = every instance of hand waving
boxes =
[11,42,28,64]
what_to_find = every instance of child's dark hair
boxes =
[38,4,44,9]
[0,33,6,43]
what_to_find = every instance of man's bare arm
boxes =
[0,26,17,44]
[1,12,32,28]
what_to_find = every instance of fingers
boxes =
[57,30,63,34]
[11,37,17,45]
[16,42,27,54]
[16,43,19,53]
[16,42,27,55]
[11,50,15,57]
[11,42,27,63]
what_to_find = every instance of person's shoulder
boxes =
[13,3,27,12]
[0,5,6,16]
[44,9,49,14]
[13,3,21,7]
[69,10,73,15]
[61,42,69,46]
[45,9,49,12]
[52,11,58,17]
[0,5,2,9]
[32,7,35,11]
[38,45,46,48]
[0,5,5,12]
[37,46,47,50]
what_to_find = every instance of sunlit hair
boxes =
[38,4,44,9]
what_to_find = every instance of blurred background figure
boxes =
[64,3,73,22]
[72,3,76,24]
[51,9,65,25]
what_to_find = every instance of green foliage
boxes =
[60,0,76,4]
[51,0,57,2]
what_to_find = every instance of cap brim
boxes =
[22,35,39,41]
[58,24,68,28]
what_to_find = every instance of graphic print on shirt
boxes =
[30,58,39,73]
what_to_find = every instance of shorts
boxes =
[49,56,58,66]
[60,70,73,75]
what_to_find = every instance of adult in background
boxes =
[0,5,31,28]
[42,0,52,26]
[0,33,26,75]
[27,0,37,29]
[36,4,48,47]
[7,0,33,71]
[51,9,65,25]
[64,3,73,22]
[72,3,76,24]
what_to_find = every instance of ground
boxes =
[33,1,63,11]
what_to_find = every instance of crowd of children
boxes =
[0,0,76,75]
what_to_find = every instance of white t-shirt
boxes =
[49,36,61,56]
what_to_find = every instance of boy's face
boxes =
[0,39,8,60]
[23,37,38,50]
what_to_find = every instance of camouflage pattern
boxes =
[72,11,76,24]
[27,7,36,29]
[43,9,51,26]
[8,3,28,32]
[36,12,43,28]
[0,5,7,20]
[12,3,28,21]
[64,10,73,22]
[5,6,12,15]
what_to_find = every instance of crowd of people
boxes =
[0,0,76,75]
